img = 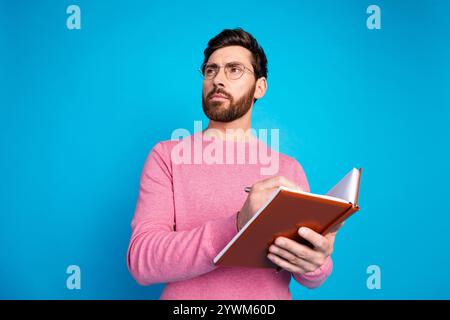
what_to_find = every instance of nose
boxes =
[212,66,227,87]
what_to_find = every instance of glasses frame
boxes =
[199,61,255,81]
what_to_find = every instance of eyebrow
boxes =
[206,61,244,66]
[205,63,219,68]
[225,61,243,66]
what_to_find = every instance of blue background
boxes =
[1,0,449,299]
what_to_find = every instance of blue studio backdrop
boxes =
[1,0,449,299]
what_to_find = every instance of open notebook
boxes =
[214,168,362,268]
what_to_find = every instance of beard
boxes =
[202,83,256,122]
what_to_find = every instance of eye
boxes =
[228,65,243,74]
[204,65,218,76]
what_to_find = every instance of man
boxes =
[127,28,340,299]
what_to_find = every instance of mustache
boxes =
[207,88,232,100]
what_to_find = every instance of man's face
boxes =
[202,46,257,122]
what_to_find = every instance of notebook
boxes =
[213,168,362,268]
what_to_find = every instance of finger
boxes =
[250,186,279,200]
[267,253,305,274]
[298,227,330,254]
[268,244,320,272]
[255,175,300,191]
[324,232,337,250]
[274,237,321,263]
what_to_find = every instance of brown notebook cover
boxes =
[214,168,362,269]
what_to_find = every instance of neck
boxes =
[204,109,255,142]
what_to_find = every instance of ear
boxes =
[253,77,267,100]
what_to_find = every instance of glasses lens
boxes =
[203,64,218,79]
[226,63,245,80]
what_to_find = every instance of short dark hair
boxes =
[202,28,268,80]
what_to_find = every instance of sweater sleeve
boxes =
[288,157,333,288]
[126,142,239,286]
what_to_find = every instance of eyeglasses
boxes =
[199,62,254,80]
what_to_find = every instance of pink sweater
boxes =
[127,131,333,300]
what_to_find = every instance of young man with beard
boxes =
[127,28,340,299]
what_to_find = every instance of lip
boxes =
[210,94,229,100]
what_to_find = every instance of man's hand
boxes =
[267,223,343,274]
[237,176,302,231]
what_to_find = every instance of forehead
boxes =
[207,46,253,65]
